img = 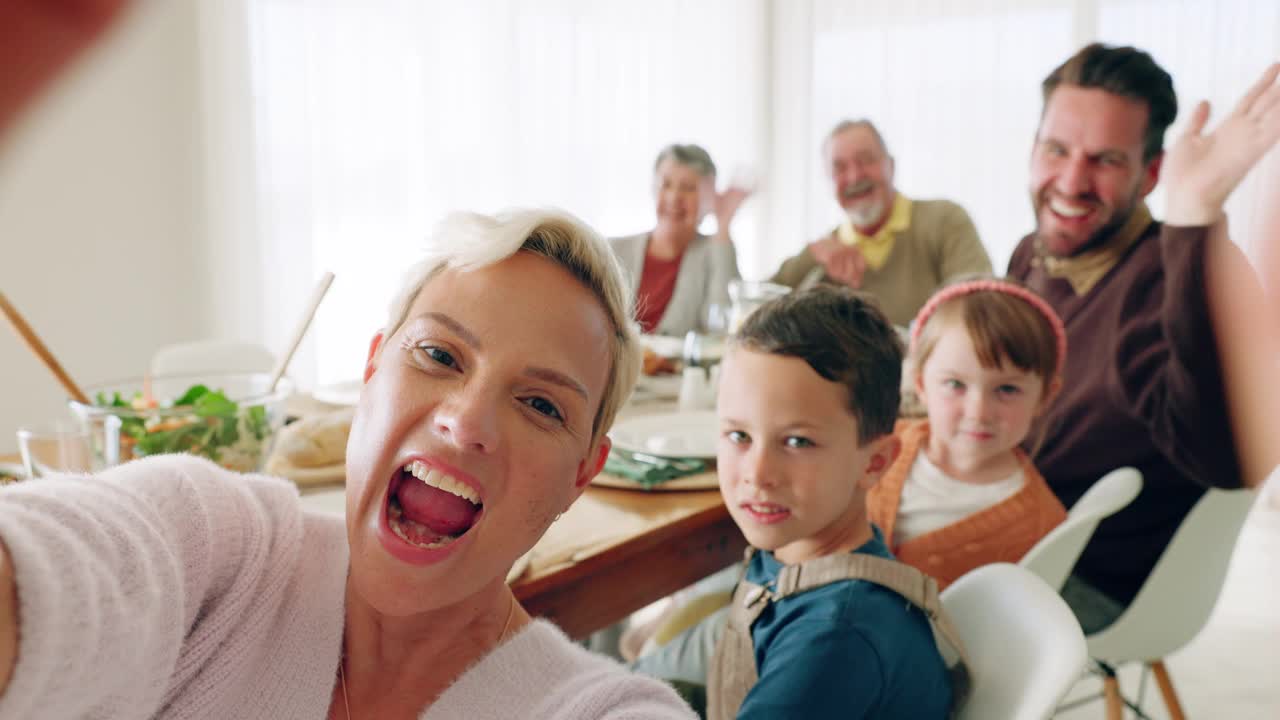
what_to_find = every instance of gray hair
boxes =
[653,143,717,179]
[823,119,891,158]
[383,208,642,445]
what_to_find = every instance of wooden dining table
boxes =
[512,479,744,640]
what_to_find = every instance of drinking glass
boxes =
[683,330,708,371]
[17,422,94,478]
[17,416,119,478]
[703,303,731,336]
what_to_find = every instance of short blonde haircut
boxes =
[383,208,642,445]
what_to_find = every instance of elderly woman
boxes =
[612,144,751,336]
[0,210,695,719]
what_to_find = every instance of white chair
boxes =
[1020,467,1143,592]
[150,340,275,377]
[1067,487,1257,720]
[941,563,1087,720]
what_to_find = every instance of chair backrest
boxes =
[1086,487,1256,662]
[942,563,1087,720]
[1020,467,1143,591]
[151,340,275,377]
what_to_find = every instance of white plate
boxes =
[313,380,362,407]
[609,410,719,459]
[632,373,682,401]
[592,472,720,492]
[640,334,686,358]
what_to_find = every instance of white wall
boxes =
[0,0,209,453]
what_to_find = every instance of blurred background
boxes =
[2,0,1278,452]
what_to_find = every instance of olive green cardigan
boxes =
[770,198,991,327]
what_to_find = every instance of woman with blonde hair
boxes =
[0,209,695,719]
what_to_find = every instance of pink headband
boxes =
[910,279,1068,373]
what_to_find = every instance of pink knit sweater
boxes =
[0,455,693,719]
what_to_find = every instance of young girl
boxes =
[867,278,1068,589]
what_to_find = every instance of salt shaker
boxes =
[679,366,715,411]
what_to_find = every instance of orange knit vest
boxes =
[867,420,1067,589]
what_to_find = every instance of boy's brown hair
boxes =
[733,285,901,445]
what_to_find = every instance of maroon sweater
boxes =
[1007,222,1242,605]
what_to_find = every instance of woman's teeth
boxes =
[386,462,482,550]
[403,461,481,505]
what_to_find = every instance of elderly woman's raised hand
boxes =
[1164,62,1280,226]
[712,184,754,240]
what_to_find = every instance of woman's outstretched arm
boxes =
[0,542,15,699]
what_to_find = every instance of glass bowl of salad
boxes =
[68,372,294,473]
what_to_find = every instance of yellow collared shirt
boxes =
[836,194,913,271]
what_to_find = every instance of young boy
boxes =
[642,286,954,718]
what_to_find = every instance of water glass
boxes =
[727,280,790,333]
[703,303,731,335]
[16,417,119,478]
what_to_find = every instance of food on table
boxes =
[642,347,678,376]
[264,408,352,486]
[270,409,351,468]
[94,383,274,472]
[0,465,22,485]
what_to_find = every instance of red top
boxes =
[635,249,683,333]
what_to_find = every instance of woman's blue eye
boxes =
[525,397,563,421]
[422,346,456,368]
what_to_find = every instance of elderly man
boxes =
[770,119,992,327]
[1007,43,1280,633]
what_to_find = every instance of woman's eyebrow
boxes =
[524,366,588,401]
[416,312,483,350]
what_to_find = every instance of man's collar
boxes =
[1034,202,1153,296]
[837,193,912,271]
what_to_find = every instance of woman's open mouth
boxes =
[385,460,484,552]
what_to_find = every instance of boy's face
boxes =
[717,347,899,565]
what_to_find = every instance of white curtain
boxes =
[1096,0,1280,260]
[214,0,1280,388]
[230,0,767,386]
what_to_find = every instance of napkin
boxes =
[604,450,707,488]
